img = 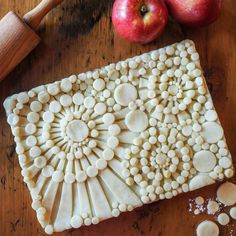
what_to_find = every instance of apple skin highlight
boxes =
[165,0,223,27]
[112,0,168,44]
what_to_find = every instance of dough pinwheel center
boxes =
[66,120,89,142]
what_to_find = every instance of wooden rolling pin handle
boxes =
[23,0,63,30]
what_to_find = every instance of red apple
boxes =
[112,0,168,44]
[165,0,223,27]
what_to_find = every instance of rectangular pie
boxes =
[4,40,234,234]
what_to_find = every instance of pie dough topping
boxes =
[4,40,233,234]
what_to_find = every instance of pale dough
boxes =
[229,207,236,219]
[193,150,216,173]
[196,220,219,236]
[114,83,137,106]
[200,122,223,144]
[4,40,233,234]
[195,196,204,205]
[217,213,230,226]
[66,120,89,142]
[217,182,236,206]
[125,110,148,132]
[189,175,215,191]
[207,200,219,215]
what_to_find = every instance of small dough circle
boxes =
[193,150,217,173]
[86,166,98,178]
[43,111,54,123]
[107,136,119,149]
[196,220,219,236]
[7,114,19,126]
[108,124,121,136]
[49,101,61,113]
[217,182,236,206]
[103,113,115,125]
[60,79,72,93]
[92,217,100,225]
[114,83,137,106]
[182,125,192,136]
[217,213,230,226]
[96,159,107,170]
[73,93,84,105]
[27,112,40,123]
[195,196,204,205]
[205,110,217,121]
[93,78,105,91]
[125,110,148,133]
[84,97,95,108]
[70,215,83,228]
[219,157,232,169]
[52,171,64,182]
[30,101,42,112]
[200,122,223,144]
[94,103,106,115]
[66,120,89,142]
[38,91,50,103]
[45,224,54,234]
[34,156,47,169]
[102,148,114,160]
[17,92,29,104]
[30,146,41,157]
[60,94,72,107]
[47,83,59,96]
[26,135,37,147]
[76,170,87,182]
[64,173,75,184]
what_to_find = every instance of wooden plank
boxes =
[0,0,235,235]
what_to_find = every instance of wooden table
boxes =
[0,0,236,235]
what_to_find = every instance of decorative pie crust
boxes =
[4,40,233,234]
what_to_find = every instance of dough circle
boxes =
[205,110,217,121]
[200,122,223,144]
[195,196,204,205]
[66,120,89,142]
[217,182,236,206]
[70,215,83,228]
[114,83,137,106]
[219,157,232,169]
[125,110,148,133]
[193,150,216,172]
[217,213,230,226]
[196,220,219,236]
[207,200,219,214]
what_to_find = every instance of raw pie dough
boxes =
[217,213,230,226]
[196,220,219,236]
[4,40,234,234]
[216,182,236,206]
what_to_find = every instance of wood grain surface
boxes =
[0,0,236,235]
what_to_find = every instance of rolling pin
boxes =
[0,0,63,81]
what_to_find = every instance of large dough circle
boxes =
[114,83,137,106]
[200,122,223,144]
[217,182,236,206]
[66,120,89,142]
[125,110,148,133]
[196,220,219,236]
[193,150,216,172]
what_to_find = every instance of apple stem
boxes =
[140,5,149,16]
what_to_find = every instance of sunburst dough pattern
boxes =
[4,40,234,234]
